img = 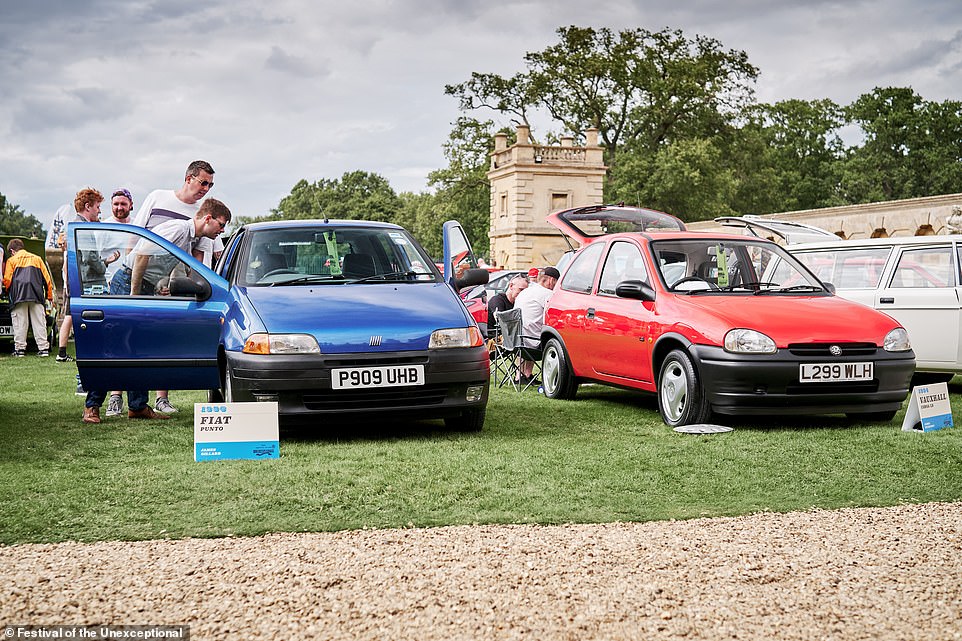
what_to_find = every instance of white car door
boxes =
[876,243,961,371]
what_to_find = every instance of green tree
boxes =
[839,87,962,203]
[740,99,846,212]
[612,137,737,221]
[424,117,499,256]
[0,193,44,237]
[267,171,402,223]
[446,26,759,188]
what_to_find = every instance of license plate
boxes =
[799,362,874,382]
[0,325,11,336]
[331,365,425,389]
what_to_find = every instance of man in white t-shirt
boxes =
[114,198,232,296]
[131,160,224,268]
[130,160,222,414]
[514,266,560,380]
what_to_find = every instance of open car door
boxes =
[66,222,230,391]
[442,220,488,292]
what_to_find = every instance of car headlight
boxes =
[724,328,777,354]
[429,327,484,349]
[243,333,320,355]
[883,327,912,352]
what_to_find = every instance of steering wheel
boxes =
[671,276,719,290]
[262,268,297,278]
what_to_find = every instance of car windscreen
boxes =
[651,238,827,294]
[238,226,440,286]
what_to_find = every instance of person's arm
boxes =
[130,254,150,295]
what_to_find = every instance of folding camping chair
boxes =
[491,308,543,392]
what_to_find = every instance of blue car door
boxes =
[66,222,230,391]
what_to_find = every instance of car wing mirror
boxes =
[456,267,490,290]
[169,276,212,301]
[822,281,836,294]
[615,279,655,302]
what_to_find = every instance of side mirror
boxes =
[455,267,489,291]
[615,279,656,302]
[169,276,212,301]
[822,281,836,294]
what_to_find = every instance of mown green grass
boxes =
[1,350,960,544]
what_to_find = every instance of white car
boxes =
[777,235,962,384]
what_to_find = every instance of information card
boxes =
[194,402,280,461]
[901,382,954,433]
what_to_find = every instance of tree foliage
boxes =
[264,171,403,224]
[0,193,43,237]
[446,26,759,184]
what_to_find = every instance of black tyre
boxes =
[445,407,485,432]
[657,349,712,427]
[541,337,578,400]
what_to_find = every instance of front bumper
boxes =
[225,346,490,418]
[690,344,915,417]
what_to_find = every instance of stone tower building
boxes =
[486,124,607,269]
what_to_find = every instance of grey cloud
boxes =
[11,87,134,133]
[265,46,331,77]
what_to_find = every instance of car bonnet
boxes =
[240,282,473,353]
[674,293,903,346]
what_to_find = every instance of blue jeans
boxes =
[86,389,149,411]
[109,267,156,296]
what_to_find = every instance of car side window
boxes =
[76,228,196,298]
[890,246,955,288]
[793,247,891,289]
[598,242,647,296]
[559,242,605,294]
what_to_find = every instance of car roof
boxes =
[788,234,962,251]
[240,219,405,232]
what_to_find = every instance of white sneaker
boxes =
[154,397,178,414]
[105,394,124,418]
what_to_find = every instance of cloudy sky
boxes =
[2,0,961,231]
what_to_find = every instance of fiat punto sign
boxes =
[194,402,280,461]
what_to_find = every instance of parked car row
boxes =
[65,203,944,431]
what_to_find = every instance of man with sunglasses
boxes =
[129,160,222,413]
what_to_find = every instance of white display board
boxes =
[901,382,954,433]
[194,402,280,461]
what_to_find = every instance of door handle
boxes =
[879,297,894,304]
[586,308,596,319]
[81,310,104,320]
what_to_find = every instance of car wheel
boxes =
[847,410,898,423]
[657,349,712,427]
[207,388,224,403]
[223,360,236,402]
[445,407,485,432]
[542,337,578,400]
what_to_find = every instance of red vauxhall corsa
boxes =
[538,205,916,427]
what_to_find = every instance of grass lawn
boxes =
[1,350,960,544]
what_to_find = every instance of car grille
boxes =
[322,355,429,368]
[785,380,880,395]
[302,384,449,410]
[786,342,877,357]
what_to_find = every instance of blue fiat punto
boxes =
[66,219,490,430]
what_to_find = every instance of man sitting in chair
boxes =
[513,266,560,382]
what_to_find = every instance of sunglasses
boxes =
[192,176,214,188]
[209,216,227,229]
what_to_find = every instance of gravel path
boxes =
[2,502,961,640]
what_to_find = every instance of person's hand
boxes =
[106,250,121,265]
